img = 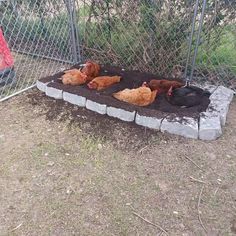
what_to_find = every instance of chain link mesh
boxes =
[0,0,72,100]
[193,1,236,90]
[76,0,236,89]
[0,0,235,101]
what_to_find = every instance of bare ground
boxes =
[0,89,236,236]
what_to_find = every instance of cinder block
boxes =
[46,86,63,99]
[207,100,230,126]
[63,92,86,107]
[199,113,222,141]
[160,116,199,139]
[107,106,135,122]
[135,113,162,130]
[86,100,107,115]
[36,80,48,92]
[210,85,234,103]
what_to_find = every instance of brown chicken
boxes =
[144,79,184,95]
[81,60,100,81]
[113,86,158,106]
[87,76,121,91]
[60,69,88,85]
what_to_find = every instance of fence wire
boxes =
[0,0,73,100]
[75,0,236,89]
[0,0,235,101]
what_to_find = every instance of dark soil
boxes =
[41,64,210,118]
[27,91,167,151]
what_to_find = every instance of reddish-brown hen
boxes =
[87,76,121,91]
[145,79,184,94]
[60,69,87,85]
[81,61,100,81]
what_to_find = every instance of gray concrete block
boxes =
[46,86,63,99]
[210,85,234,103]
[107,106,135,122]
[199,113,222,141]
[160,116,199,139]
[86,100,107,115]
[208,99,230,126]
[135,113,162,130]
[36,80,48,92]
[63,92,86,107]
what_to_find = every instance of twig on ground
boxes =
[184,155,202,170]
[213,186,220,196]
[197,185,208,234]
[189,176,207,184]
[138,145,148,154]
[9,222,23,232]
[132,211,168,235]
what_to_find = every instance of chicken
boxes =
[144,79,184,94]
[87,76,121,91]
[113,86,158,106]
[60,68,88,85]
[81,60,100,81]
[166,86,210,107]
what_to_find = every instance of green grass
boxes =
[197,25,236,75]
[2,11,236,78]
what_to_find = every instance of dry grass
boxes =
[0,89,236,235]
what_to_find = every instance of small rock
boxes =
[98,144,103,150]
[173,211,179,215]
[65,153,70,156]
[47,161,54,167]
[66,189,72,194]
[44,153,49,156]
[66,187,74,195]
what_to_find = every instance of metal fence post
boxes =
[189,0,207,83]
[65,0,81,63]
[184,0,200,82]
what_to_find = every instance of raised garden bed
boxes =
[37,64,235,140]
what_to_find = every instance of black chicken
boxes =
[166,85,210,107]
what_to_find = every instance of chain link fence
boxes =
[0,0,235,101]
[0,0,75,100]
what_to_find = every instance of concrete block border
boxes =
[135,113,163,130]
[199,112,222,141]
[63,92,86,107]
[107,106,136,122]
[160,116,199,139]
[86,100,107,115]
[36,80,48,93]
[37,80,234,141]
[46,86,63,99]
